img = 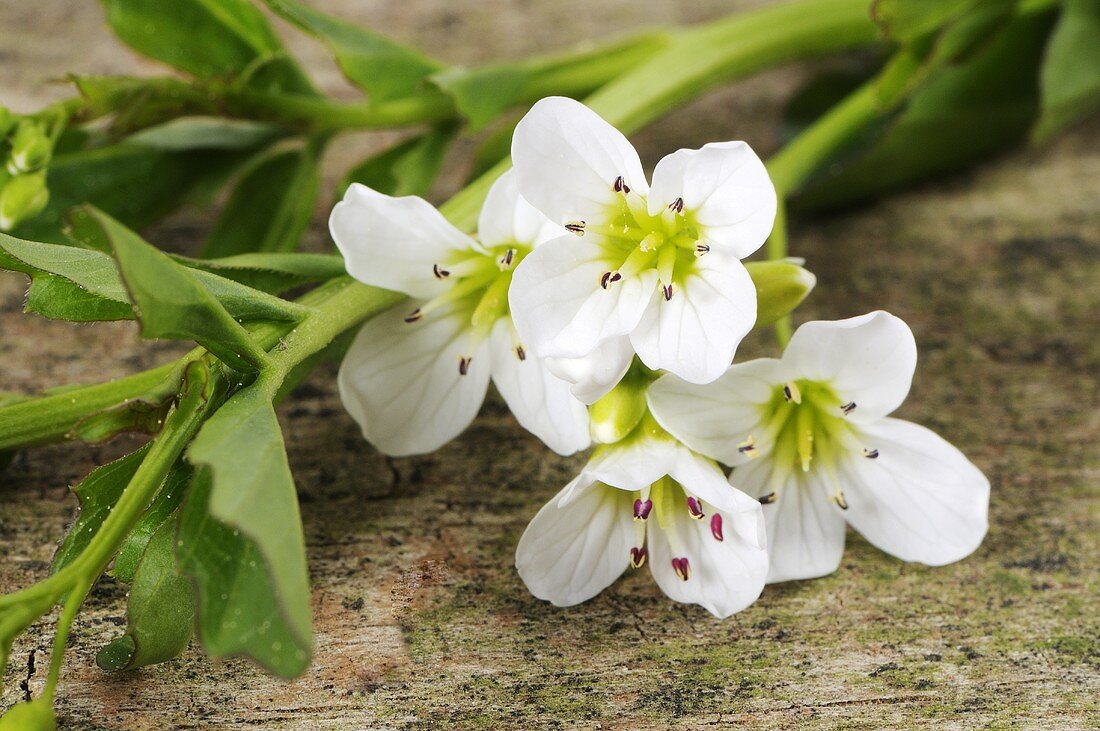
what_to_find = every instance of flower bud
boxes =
[6,121,52,174]
[0,171,49,231]
[0,699,57,731]
[745,260,817,328]
[589,363,654,444]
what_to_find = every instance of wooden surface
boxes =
[1,1,1097,728]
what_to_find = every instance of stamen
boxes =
[458,356,472,376]
[638,232,661,252]
[694,243,710,257]
[404,308,423,323]
[663,284,675,301]
[432,263,450,279]
[613,176,631,194]
[758,492,777,505]
[840,401,857,416]
[671,557,691,581]
[515,345,527,361]
[710,514,724,542]
[600,271,622,289]
[737,435,757,458]
[668,197,684,214]
[863,448,879,459]
[498,248,515,270]
[629,546,647,568]
[633,498,653,521]
[686,497,705,520]
[565,221,586,236]
[783,381,802,404]
[830,491,849,510]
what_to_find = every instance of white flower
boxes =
[508,96,777,388]
[516,416,768,618]
[648,311,990,583]
[330,170,590,457]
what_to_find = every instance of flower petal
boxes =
[648,358,788,465]
[648,142,776,258]
[489,318,590,456]
[338,306,491,457]
[784,311,917,420]
[516,480,635,607]
[840,418,990,566]
[512,96,648,225]
[647,487,768,618]
[544,335,635,405]
[730,458,847,583]
[630,251,757,384]
[580,436,681,495]
[509,234,656,359]
[477,168,562,248]
[331,184,481,298]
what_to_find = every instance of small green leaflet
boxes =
[202,144,321,258]
[114,461,192,584]
[173,252,348,295]
[262,0,442,102]
[100,0,284,78]
[1036,0,1100,140]
[126,117,285,151]
[98,521,195,672]
[342,127,455,198]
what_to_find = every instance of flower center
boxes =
[575,189,707,300]
[753,379,863,508]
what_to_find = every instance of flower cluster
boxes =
[331,97,990,618]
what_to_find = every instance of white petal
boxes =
[784,311,917,420]
[489,318,590,456]
[338,306,490,457]
[516,480,635,607]
[648,359,787,465]
[581,436,680,495]
[512,96,648,225]
[840,418,990,566]
[544,335,635,405]
[630,251,757,384]
[331,184,481,299]
[647,486,768,618]
[509,234,657,359]
[477,168,560,248]
[731,458,847,583]
[648,142,776,258]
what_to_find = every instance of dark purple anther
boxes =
[686,496,705,520]
[710,514,724,542]
[633,498,653,521]
[630,547,648,568]
[671,557,691,581]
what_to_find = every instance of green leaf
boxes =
[202,145,320,258]
[342,127,455,198]
[101,0,283,78]
[1036,0,1100,140]
[127,117,285,151]
[0,228,305,325]
[53,446,150,573]
[793,11,1056,211]
[98,521,195,672]
[173,252,347,294]
[184,379,311,677]
[88,208,272,371]
[261,0,442,102]
[114,461,191,584]
[12,142,253,244]
[236,53,319,97]
[178,400,312,677]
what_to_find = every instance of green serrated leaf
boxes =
[793,11,1056,211]
[342,127,455,198]
[114,462,191,584]
[202,145,320,258]
[261,0,442,102]
[101,0,283,78]
[177,468,311,678]
[88,208,272,372]
[98,521,194,672]
[172,252,347,294]
[1036,0,1100,140]
[53,446,151,573]
[127,117,284,151]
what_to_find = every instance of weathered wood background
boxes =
[1,1,1097,728]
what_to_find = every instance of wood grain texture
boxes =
[1,1,1097,728]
